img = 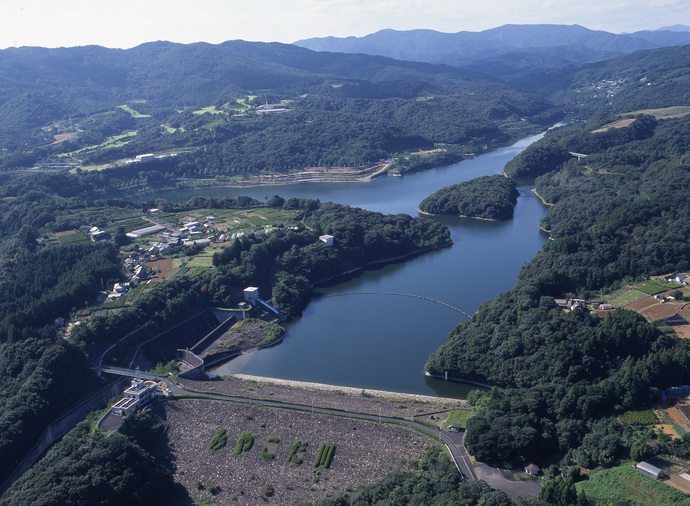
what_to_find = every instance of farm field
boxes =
[592,118,636,132]
[144,257,177,282]
[55,230,90,246]
[608,289,647,306]
[576,463,690,505]
[635,279,681,295]
[596,282,688,337]
[623,106,690,120]
[620,408,657,426]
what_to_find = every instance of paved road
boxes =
[159,378,540,497]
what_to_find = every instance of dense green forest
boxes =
[0,339,94,483]
[0,41,558,179]
[427,79,690,470]
[0,168,451,489]
[0,36,689,505]
[0,414,179,505]
[418,175,520,219]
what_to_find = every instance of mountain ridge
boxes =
[294,24,690,75]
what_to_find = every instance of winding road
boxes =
[159,377,540,497]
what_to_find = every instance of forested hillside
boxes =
[536,43,690,115]
[0,164,451,489]
[418,175,519,219]
[1,33,690,505]
[0,416,178,505]
[0,40,558,177]
[427,76,690,469]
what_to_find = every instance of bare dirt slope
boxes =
[154,399,436,505]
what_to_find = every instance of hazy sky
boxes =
[1,0,688,49]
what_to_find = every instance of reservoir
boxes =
[167,133,550,397]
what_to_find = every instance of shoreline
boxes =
[425,371,493,389]
[417,208,510,221]
[531,188,554,206]
[228,373,467,405]
[308,243,452,290]
[125,164,397,200]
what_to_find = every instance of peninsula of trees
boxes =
[418,175,519,220]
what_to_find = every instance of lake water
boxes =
[166,133,550,397]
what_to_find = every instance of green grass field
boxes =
[186,256,215,267]
[620,409,657,425]
[635,279,681,295]
[443,410,474,429]
[193,106,225,115]
[623,106,690,120]
[107,217,150,233]
[60,130,138,157]
[118,104,151,118]
[609,290,647,306]
[577,463,690,505]
[56,231,90,245]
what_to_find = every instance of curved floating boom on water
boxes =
[319,291,472,318]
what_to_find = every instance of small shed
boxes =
[636,461,662,479]
[319,235,334,247]
[447,424,463,432]
[524,463,540,475]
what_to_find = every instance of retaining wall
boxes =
[0,377,129,494]
[177,349,206,380]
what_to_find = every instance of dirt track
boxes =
[181,375,465,420]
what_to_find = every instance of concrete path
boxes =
[473,462,542,498]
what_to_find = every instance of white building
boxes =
[636,461,662,480]
[112,378,158,415]
[319,235,334,247]
[244,286,259,304]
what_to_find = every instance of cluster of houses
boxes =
[591,78,625,98]
[108,263,150,300]
[124,216,219,258]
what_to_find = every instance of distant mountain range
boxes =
[295,24,690,82]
